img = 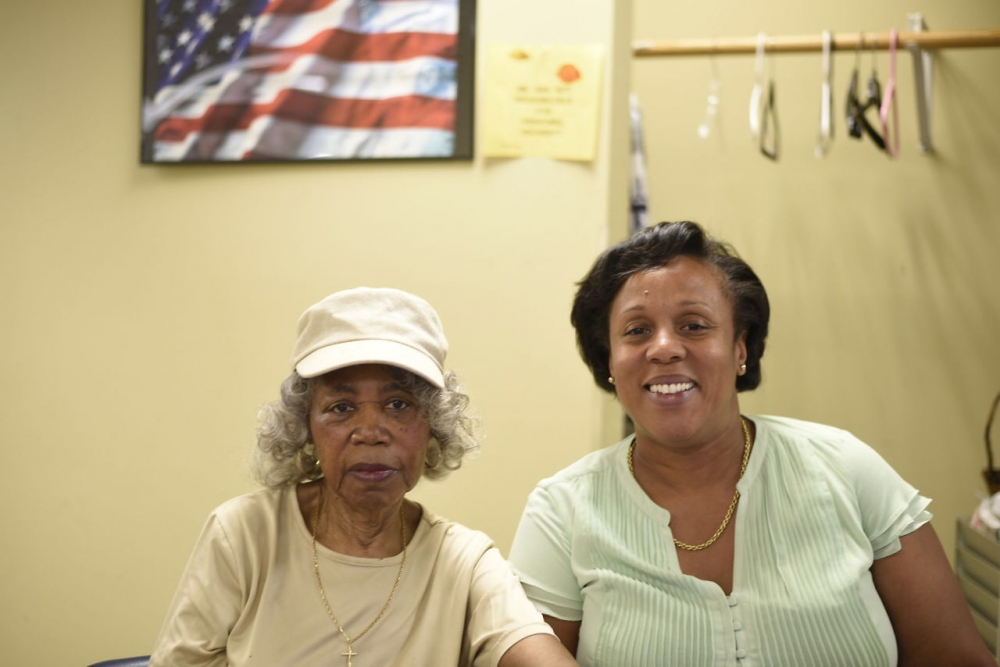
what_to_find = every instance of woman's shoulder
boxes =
[536,437,630,490]
[753,414,854,441]
[413,507,497,563]
[516,438,631,520]
[207,486,292,527]
[752,415,891,478]
[754,415,869,456]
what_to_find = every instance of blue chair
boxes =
[87,657,150,667]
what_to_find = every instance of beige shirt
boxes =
[151,486,551,667]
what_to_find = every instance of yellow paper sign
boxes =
[482,43,605,161]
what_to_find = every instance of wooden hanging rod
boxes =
[633,28,1000,57]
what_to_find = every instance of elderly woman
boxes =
[508,222,992,666]
[151,287,577,667]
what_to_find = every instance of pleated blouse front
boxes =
[509,416,932,667]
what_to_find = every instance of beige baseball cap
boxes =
[291,287,448,388]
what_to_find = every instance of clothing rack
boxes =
[631,15,1000,154]
[632,28,1000,57]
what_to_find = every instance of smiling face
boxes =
[309,364,430,512]
[608,256,747,450]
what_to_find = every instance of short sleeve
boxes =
[508,485,583,621]
[838,431,933,559]
[149,514,244,667]
[465,547,554,667]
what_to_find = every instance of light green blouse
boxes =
[509,415,931,667]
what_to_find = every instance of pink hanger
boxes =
[879,28,900,158]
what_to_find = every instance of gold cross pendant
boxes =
[342,644,358,667]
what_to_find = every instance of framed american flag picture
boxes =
[141,0,476,163]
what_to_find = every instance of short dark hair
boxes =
[570,221,770,393]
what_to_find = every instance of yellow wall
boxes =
[632,0,1000,567]
[3,0,998,664]
[0,0,632,664]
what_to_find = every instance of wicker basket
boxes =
[984,392,1000,495]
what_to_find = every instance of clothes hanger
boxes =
[749,32,765,139]
[845,36,864,140]
[759,77,779,160]
[845,33,886,151]
[697,50,722,139]
[815,30,834,158]
[880,28,900,158]
[862,37,887,151]
[758,41,779,161]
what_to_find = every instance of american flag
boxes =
[141,0,472,162]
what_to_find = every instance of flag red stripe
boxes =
[248,28,457,64]
[154,90,455,142]
[261,0,342,15]
[262,0,425,15]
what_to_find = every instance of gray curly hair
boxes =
[254,368,479,487]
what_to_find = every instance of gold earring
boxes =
[296,449,322,475]
[608,376,615,385]
[739,363,747,374]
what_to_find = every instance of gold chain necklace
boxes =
[311,489,407,667]
[627,416,752,551]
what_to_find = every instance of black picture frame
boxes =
[141,0,475,163]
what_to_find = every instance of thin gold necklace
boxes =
[311,488,407,667]
[627,416,752,551]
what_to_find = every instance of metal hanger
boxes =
[759,77,779,160]
[758,42,779,161]
[748,33,778,160]
[749,32,766,139]
[697,51,722,139]
[815,30,834,157]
